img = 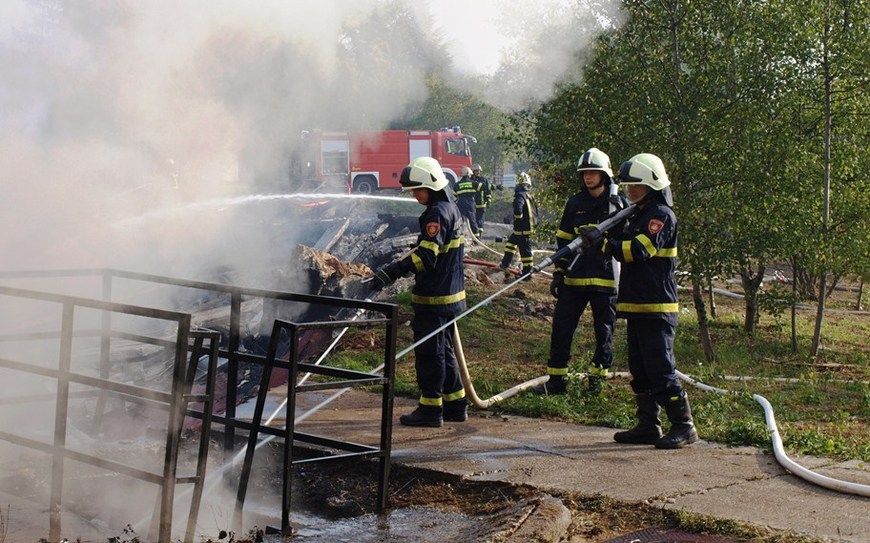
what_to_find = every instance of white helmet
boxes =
[517,171,532,186]
[461,165,473,176]
[472,163,482,172]
[399,156,450,192]
[617,153,672,205]
[576,147,613,178]
[616,153,670,190]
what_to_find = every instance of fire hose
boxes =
[199,202,867,507]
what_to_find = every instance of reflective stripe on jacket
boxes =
[512,186,535,235]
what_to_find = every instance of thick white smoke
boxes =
[0,0,623,538]
[1,0,622,276]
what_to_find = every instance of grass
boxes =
[323,269,869,462]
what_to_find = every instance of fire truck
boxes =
[289,127,476,193]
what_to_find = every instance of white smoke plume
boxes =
[0,0,623,538]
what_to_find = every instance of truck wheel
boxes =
[353,176,376,194]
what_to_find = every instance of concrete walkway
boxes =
[301,391,869,542]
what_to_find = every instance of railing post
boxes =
[233,323,282,529]
[281,323,300,536]
[49,303,74,541]
[94,271,113,432]
[377,306,398,511]
[224,292,242,452]
[158,315,191,543]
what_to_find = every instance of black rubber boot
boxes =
[655,392,699,449]
[443,399,468,422]
[530,375,566,395]
[614,393,663,444]
[586,366,609,395]
[499,255,512,270]
[400,405,443,428]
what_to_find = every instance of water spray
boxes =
[116,192,418,227]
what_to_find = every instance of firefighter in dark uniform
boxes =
[471,163,492,235]
[372,157,468,427]
[452,165,481,236]
[598,153,698,449]
[499,172,535,279]
[533,148,625,395]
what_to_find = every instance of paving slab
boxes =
[299,391,870,542]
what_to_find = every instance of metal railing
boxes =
[0,284,219,543]
[233,315,397,536]
[0,268,399,535]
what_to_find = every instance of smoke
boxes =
[0,1,622,536]
[0,0,621,277]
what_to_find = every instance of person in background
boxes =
[452,165,481,237]
[471,163,493,236]
[499,172,536,280]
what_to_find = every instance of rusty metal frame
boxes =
[233,313,398,536]
[0,284,219,543]
[0,268,395,446]
[0,268,398,533]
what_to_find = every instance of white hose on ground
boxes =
[452,323,548,408]
[673,369,870,497]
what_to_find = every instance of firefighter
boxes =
[471,163,493,235]
[372,156,467,427]
[533,148,625,396]
[452,165,481,236]
[594,153,698,449]
[499,172,536,280]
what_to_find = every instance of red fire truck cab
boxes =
[290,127,476,193]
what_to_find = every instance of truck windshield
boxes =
[445,138,469,157]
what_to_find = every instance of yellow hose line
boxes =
[452,323,549,409]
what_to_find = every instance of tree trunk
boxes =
[811,1,833,358]
[740,265,765,336]
[708,278,717,319]
[857,276,865,311]
[691,274,716,362]
[791,256,798,352]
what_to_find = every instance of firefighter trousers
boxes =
[548,289,616,374]
[475,207,486,232]
[501,234,532,273]
[456,198,479,235]
[412,312,465,408]
[626,318,682,403]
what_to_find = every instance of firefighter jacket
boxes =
[512,185,536,235]
[604,201,678,325]
[396,199,466,316]
[452,175,480,203]
[555,189,627,293]
[473,175,492,208]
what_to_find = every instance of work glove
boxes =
[371,264,397,291]
[578,225,603,247]
[549,271,564,299]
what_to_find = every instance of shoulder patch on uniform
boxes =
[647,218,665,234]
[425,221,440,238]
